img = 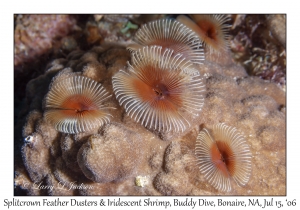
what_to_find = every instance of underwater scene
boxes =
[14,14,286,196]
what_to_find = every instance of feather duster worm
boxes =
[44,75,114,134]
[177,15,231,55]
[195,123,252,192]
[112,46,206,133]
[128,19,205,65]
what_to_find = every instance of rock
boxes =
[15,24,285,195]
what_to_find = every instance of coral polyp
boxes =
[128,19,205,65]
[195,123,252,192]
[112,46,205,133]
[44,75,113,134]
[177,15,231,54]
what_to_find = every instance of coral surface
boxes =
[14,15,286,196]
[229,14,286,90]
[14,14,78,67]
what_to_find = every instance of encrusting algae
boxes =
[14,14,286,196]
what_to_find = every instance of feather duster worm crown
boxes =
[195,123,252,192]
[44,75,114,134]
[177,15,231,54]
[112,46,206,133]
[128,18,205,65]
